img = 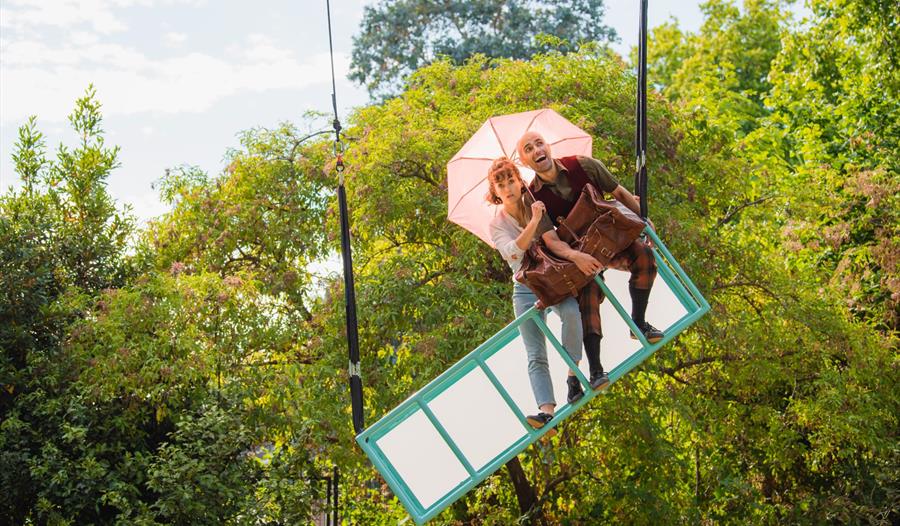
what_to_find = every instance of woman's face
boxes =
[492,174,523,205]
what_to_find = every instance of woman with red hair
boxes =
[486,158,603,435]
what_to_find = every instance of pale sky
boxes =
[0,0,711,224]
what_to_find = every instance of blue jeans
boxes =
[512,282,583,409]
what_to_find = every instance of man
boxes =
[518,131,664,389]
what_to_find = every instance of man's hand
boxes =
[542,229,603,275]
[633,194,656,248]
[643,216,656,247]
[571,251,602,276]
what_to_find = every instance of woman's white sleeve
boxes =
[490,221,527,265]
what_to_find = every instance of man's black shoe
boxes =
[589,371,610,391]
[526,412,557,437]
[566,376,584,404]
[631,322,664,344]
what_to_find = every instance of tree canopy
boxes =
[646,0,899,331]
[349,0,617,98]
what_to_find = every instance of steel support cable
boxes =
[325,0,364,435]
[635,0,649,219]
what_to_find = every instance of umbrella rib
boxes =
[523,109,543,134]
[447,175,490,218]
[447,156,496,165]
[487,118,509,159]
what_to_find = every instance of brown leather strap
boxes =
[557,217,581,243]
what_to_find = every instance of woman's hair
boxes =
[485,157,526,205]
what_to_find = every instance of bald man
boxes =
[518,131,663,388]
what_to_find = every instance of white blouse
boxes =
[490,209,553,281]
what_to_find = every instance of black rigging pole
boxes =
[635,0,649,219]
[326,0,364,435]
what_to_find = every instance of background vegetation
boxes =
[1,0,897,524]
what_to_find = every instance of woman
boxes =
[486,158,588,435]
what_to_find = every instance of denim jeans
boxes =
[512,282,583,409]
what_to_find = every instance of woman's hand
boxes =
[529,201,546,224]
[571,251,603,275]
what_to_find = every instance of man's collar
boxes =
[530,159,567,191]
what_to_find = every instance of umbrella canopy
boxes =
[446,108,593,247]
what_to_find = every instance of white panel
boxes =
[539,308,586,410]
[428,367,527,470]
[375,410,469,510]
[597,269,688,371]
[483,319,589,416]
[538,269,688,397]
[484,333,544,416]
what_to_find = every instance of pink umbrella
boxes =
[446,108,593,247]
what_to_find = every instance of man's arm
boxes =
[612,185,656,241]
[579,156,645,218]
[581,156,655,235]
[541,230,603,276]
[611,185,642,216]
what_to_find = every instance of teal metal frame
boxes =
[356,228,710,524]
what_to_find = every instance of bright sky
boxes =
[0,0,709,224]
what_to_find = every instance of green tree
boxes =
[647,0,899,330]
[60,271,323,524]
[143,120,334,321]
[349,0,618,98]
[1,94,328,525]
[761,0,900,330]
[643,0,791,138]
[1,87,137,522]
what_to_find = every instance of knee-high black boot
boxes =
[583,333,610,389]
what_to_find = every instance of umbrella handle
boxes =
[524,187,582,243]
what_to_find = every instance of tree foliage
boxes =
[641,0,790,136]
[349,0,617,98]
[1,88,138,523]
[647,0,899,331]
[2,0,898,523]
[0,93,324,524]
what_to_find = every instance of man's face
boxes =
[517,132,553,173]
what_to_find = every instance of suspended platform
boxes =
[356,228,709,524]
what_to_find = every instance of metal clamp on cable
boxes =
[333,142,345,178]
[348,361,361,379]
